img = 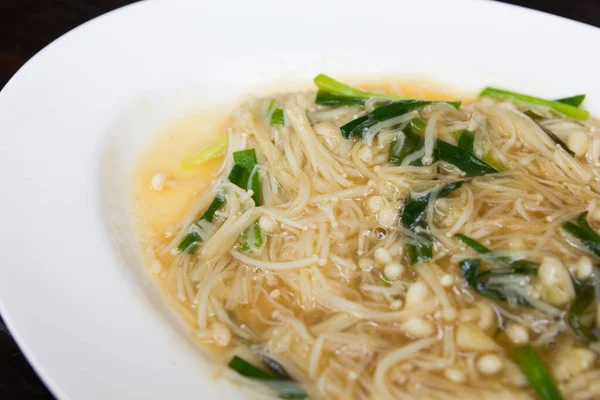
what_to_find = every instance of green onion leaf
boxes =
[380,274,393,287]
[249,165,261,206]
[177,196,226,254]
[460,259,533,305]
[241,221,264,253]
[178,232,201,254]
[229,356,275,380]
[401,181,463,264]
[229,149,261,206]
[524,113,575,157]
[457,130,475,153]
[314,74,407,101]
[438,180,465,196]
[459,258,481,289]
[270,109,285,126]
[202,195,227,222]
[455,233,492,253]
[568,278,599,342]
[230,149,263,251]
[556,94,586,107]
[562,211,600,258]
[228,356,306,399]
[388,128,424,165]
[260,355,292,380]
[182,135,228,169]
[233,149,258,170]
[315,90,366,106]
[314,74,460,111]
[180,149,263,255]
[513,345,564,400]
[455,233,539,270]
[340,100,432,139]
[459,259,509,302]
[480,87,589,120]
[436,140,498,176]
[409,118,427,135]
[539,124,575,156]
[406,232,434,265]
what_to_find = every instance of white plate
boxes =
[1,0,599,399]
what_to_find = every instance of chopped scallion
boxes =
[314,74,407,101]
[556,94,585,107]
[562,211,600,258]
[315,90,366,106]
[401,181,463,264]
[436,140,498,176]
[177,196,225,254]
[228,356,306,399]
[456,130,475,153]
[513,345,564,400]
[270,109,285,126]
[182,135,228,169]
[480,87,589,120]
[568,278,599,342]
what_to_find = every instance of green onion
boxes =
[538,124,575,156]
[405,233,434,265]
[459,259,482,291]
[455,234,492,254]
[401,181,463,264]
[228,149,263,252]
[380,274,393,287]
[177,232,201,254]
[182,135,228,169]
[179,149,262,255]
[459,259,534,305]
[387,119,496,175]
[556,94,586,107]
[568,278,599,342]
[480,87,589,120]
[524,111,575,157]
[260,355,292,379]
[229,356,275,380]
[270,109,285,126]
[233,149,258,170]
[228,356,306,399]
[178,196,226,254]
[455,234,539,269]
[241,221,263,253]
[482,153,503,171]
[409,118,427,135]
[230,149,261,205]
[457,130,475,153]
[513,345,564,400]
[315,90,366,106]
[563,211,600,258]
[388,127,424,165]
[436,140,498,176]
[457,234,538,305]
[341,100,432,139]
[314,74,407,101]
[341,100,462,140]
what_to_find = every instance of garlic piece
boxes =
[400,317,435,338]
[456,323,501,352]
[405,281,431,309]
[568,131,589,157]
[536,256,575,306]
[477,354,504,376]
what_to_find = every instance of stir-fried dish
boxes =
[135,75,600,400]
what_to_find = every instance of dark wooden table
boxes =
[1,0,599,398]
